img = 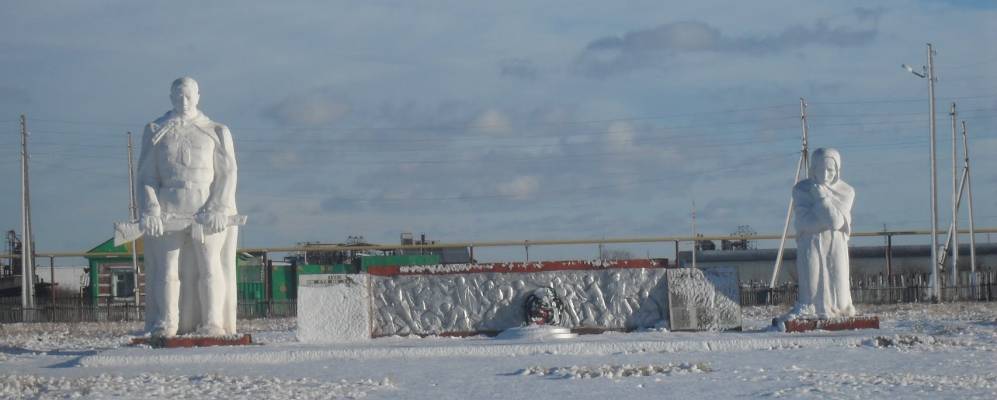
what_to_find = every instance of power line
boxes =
[809,93,997,105]
[27,103,799,132]
[17,109,979,153]
[22,92,997,135]
[23,122,801,147]
[809,107,995,118]
[245,151,800,203]
[939,54,997,70]
[22,105,996,148]
[8,107,993,166]
[23,115,803,144]
[3,120,939,169]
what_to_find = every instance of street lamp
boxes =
[901,43,939,302]
[901,63,926,78]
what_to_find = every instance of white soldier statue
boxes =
[133,77,244,337]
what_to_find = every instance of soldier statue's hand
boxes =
[200,211,228,235]
[141,214,164,237]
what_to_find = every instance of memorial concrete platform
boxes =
[776,316,880,333]
[131,334,254,348]
[86,329,900,368]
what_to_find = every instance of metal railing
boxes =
[2,272,995,323]
[3,227,997,259]
[0,299,297,323]
[740,271,997,306]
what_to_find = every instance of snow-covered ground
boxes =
[1,303,995,399]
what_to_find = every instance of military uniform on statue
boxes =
[134,77,244,340]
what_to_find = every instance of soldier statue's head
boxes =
[170,77,200,117]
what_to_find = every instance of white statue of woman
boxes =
[787,148,856,319]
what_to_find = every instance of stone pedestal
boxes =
[297,274,371,343]
[666,267,741,331]
[775,316,879,333]
[131,334,253,348]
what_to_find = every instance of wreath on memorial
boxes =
[525,286,566,326]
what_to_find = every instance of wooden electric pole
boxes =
[950,103,958,284]
[962,121,977,272]
[691,200,697,269]
[927,44,940,302]
[127,132,141,307]
[20,114,34,311]
[769,98,809,288]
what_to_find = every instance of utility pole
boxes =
[905,44,939,301]
[962,121,977,272]
[127,132,141,308]
[691,200,697,269]
[800,98,810,174]
[937,118,977,286]
[674,241,679,267]
[49,256,55,305]
[769,98,809,288]
[927,44,939,301]
[938,169,968,276]
[884,224,893,276]
[20,114,34,311]
[949,103,958,284]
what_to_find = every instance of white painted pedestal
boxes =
[297,274,371,343]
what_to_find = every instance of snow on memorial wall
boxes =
[298,274,371,343]
[666,267,741,331]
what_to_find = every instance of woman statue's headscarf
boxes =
[808,147,853,236]
[809,147,842,185]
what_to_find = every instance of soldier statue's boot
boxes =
[195,324,226,337]
[198,264,228,337]
[150,321,178,338]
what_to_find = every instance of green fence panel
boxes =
[270,265,296,300]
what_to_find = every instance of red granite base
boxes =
[777,316,880,333]
[131,334,253,348]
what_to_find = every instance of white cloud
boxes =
[575,17,879,77]
[267,150,301,168]
[496,176,540,200]
[470,108,512,135]
[605,121,636,152]
[265,89,351,127]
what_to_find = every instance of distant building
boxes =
[83,238,277,305]
[85,238,145,304]
[34,265,87,294]
[399,232,473,264]
[678,243,997,283]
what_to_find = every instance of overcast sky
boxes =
[2,0,996,261]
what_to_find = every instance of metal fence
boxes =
[0,299,297,323]
[740,271,997,306]
[237,300,297,319]
[5,271,996,322]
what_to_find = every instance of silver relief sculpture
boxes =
[787,148,856,319]
[369,269,672,336]
[136,77,244,337]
